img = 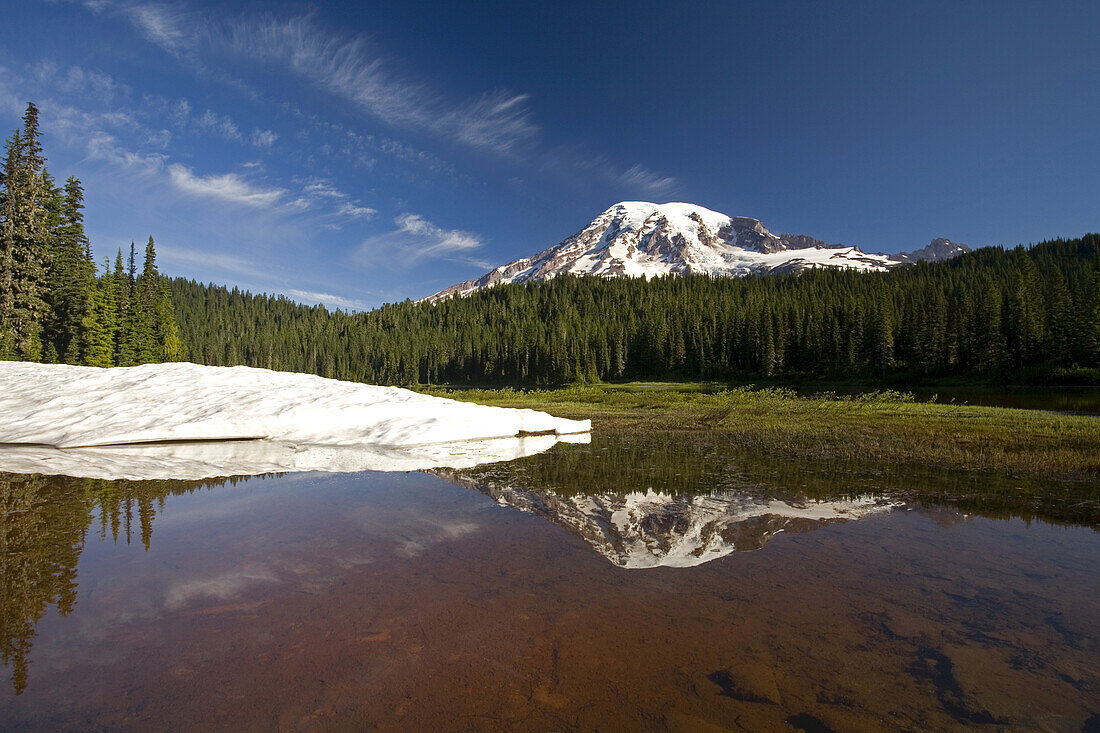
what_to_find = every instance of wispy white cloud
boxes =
[118,1,194,54]
[195,108,242,140]
[167,96,191,125]
[69,2,674,193]
[544,148,679,197]
[297,177,375,221]
[301,179,344,199]
[337,202,375,219]
[106,4,538,154]
[250,128,278,148]
[30,61,129,102]
[232,14,537,152]
[167,163,286,207]
[617,163,678,195]
[356,213,488,269]
[84,131,167,176]
[443,90,535,151]
[165,567,278,610]
[285,288,369,312]
[158,244,258,277]
[50,94,360,219]
[395,214,482,255]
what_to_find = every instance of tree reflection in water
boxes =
[0,472,250,693]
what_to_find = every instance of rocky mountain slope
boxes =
[427,201,970,301]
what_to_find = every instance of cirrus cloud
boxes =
[167,164,286,207]
[356,213,488,269]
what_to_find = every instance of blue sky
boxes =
[2,1,1097,309]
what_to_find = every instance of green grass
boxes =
[422,382,1100,481]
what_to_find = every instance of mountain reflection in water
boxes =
[440,472,899,568]
[442,430,1100,531]
[2,422,1100,726]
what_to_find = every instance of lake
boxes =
[1,431,1097,731]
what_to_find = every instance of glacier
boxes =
[0,361,590,479]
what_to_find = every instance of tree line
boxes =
[170,234,1100,385]
[0,103,180,365]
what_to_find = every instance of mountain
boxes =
[888,237,972,265]
[436,470,899,568]
[427,201,971,301]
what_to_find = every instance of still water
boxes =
[1,433,1097,731]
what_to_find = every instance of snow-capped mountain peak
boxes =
[426,202,970,301]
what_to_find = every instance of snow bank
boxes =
[0,433,591,481]
[0,361,591,449]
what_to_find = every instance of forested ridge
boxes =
[170,234,1100,385]
[0,103,180,365]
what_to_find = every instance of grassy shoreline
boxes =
[423,382,1100,482]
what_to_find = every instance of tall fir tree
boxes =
[0,129,21,358]
[83,258,117,368]
[112,249,133,365]
[136,236,180,362]
[0,104,51,359]
[43,176,95,363]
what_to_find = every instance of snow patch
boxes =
[0,362,591,478]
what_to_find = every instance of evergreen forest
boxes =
[0,103,180,365]
[170,234,1100,386]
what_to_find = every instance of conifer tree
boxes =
[1004,248,1045,368]
[43,176,94,363]
[0,103,180,369]
[870,290,894,377]
[83,260,117,368]
[1083,266,1100,365]
[0,130,20,359]
[113,249,133,365]
[0,104,51,359]
[136,236,181,362]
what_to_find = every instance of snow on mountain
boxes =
[438,472,899,568]
[0,361,589,463]
[887,237,972,264]
[426,202,970,301]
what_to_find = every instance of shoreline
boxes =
[423,382,1100,483]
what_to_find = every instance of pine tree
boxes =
[83,261,117,367]
[1082,266,1100,366]
[1004,247,1045,368]
[870,290,894,377]
[126,239,154,363]
[0,104,182,369]
[43,176,95,363]
[113,249,133,365]
[0,130,20,359]
[0,104,51,359]
[136,236,180,362]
